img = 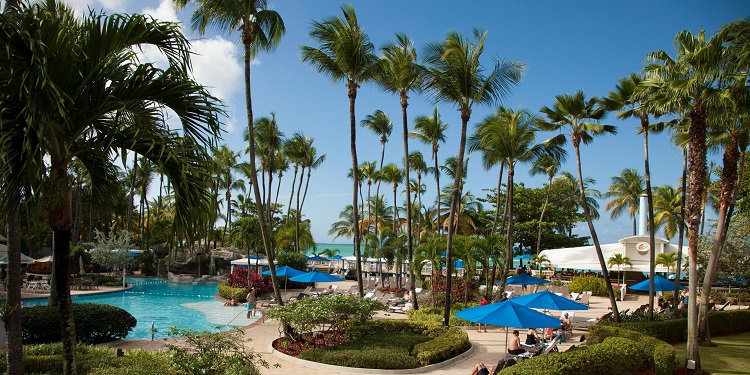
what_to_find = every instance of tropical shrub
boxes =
[277,250,309,271]
[587,325,675,375]
[134,250,156,276]
[226,266,272,294]
[406,305,477,326]
[22,303,136,344]
[298,330,427,369]
[602,309,750,342]
[218,282,248,301]
[430,274,479,304]
[568,276,607,296]
[709,290,726,304]
[165,327,268,375]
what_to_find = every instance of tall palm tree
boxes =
[655,252,679,276]
[423,29,524,325]
[469,106,553,293]
[653,185,683,240]
[0,3,222,373]
[645,30,728,358]
[558,171,603,222]
[537,91,620,320]
[213,144,242,243]
[361,110,392,235]
[408,152,429,235]
[604,168,644,235]
[378,33,423,308]
[254,113,284,228]
[411,108,449,234]
[379,163,404,232]
[283,132,307,222]
[359,161,378,233]
[298,144,326,251]
[301,5,380,297]
[176,0,286,305]
[530,154,563,254]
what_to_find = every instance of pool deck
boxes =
[89,279,749,375]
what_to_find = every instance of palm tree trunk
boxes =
[673,148,688,318]
[5,200,23,375]
[223,177,231,243]
[49,163,77,375]
[642,118,656,322]
[294,165,305,253]
[697,135,740,344]
[243,38,282,306]
[127,156,137,234]
[286,165,298,222]
[275,170,283,208]
[434,147,441,235]
[685,101,708,369]
[500,164,515,294]
[401,98,417,310]
[536,176,553,255]
[573,139,620,321]
[492,163,504,235]
[374,146,385,237]
[443,109,470,326]
[301,169,313,210]
[347,81,364,298]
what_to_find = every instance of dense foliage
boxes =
[165,328,268,375]
[602,309,750,342]
[225,266,272,294]
[276,250,309,272]
[697,213,750,288]
[567,276,608,296]
[587,325,676,375]
[22,304,136,344]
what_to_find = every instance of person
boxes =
[469,362,492,375]
[224,296,238,307]
[680,289,689,308]
[561,313,571,330]
[323,285,334,295]
[246,288,257,318]
[525,328,538,345]
[477,296,490,332]
[508,330,525,355]
[403,290,411,302]
[543,327,555,341]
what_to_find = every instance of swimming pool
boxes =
[24,277,259,339]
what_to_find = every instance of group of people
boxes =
[470,328,546,375]
[222,287,258,319]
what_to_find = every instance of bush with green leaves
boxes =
[22,303,136,344]
[601,309,750,342]
[499,337,644,375]
[218,282,248,301]
[406,305,477,326]
[298,330,428,369]
[267,294,384,340]
[276,250,309,272]
[567,276,607,296]
[165,327,269,375]
[587,325,675,375]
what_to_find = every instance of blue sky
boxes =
[24,0,749,245]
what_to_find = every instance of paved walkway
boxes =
[102,280,719,374]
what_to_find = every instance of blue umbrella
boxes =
[455,300,563,347]
[306,255,328,262]
[629,275,685,292]
[511,290,589,311]
[505,273,550,286]
[329,255,343,260]
[289,270,345,283]
[454,260,465,269]
[261,265,305,277]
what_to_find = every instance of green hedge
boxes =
[22,303,136,344]
[298,330,426,369]
[587,325,675,375]
[218,282,248,302]
[500,337,644,375]
[568,276,607,297]
[606,309,750,342]
[339,319,470,367]
[406,305,477,326]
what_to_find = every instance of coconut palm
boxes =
[379,164,404,232]
[301,5,380,297]
[645,29,729,355]
[557,171,603,221]
[414,233,445,306]
[656,252,679,275]
[175,0,286,305]
[378,33,423,307]
[0,3,222,373]
[537,91,620,320]
[408,152,429,234]
[361,110,392,235]
[213,144,243,243]
[254,113,284,226]
[653,185,683,240]
[530,154,563,254]
[410,107,449,235]
[530,254,551,272]
[283,132,308,222]
[604,168,644,236]
[358,161,379,232]
[298,144,326,251]
[607,253,633,285]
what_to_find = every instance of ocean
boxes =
[308,243,355,257]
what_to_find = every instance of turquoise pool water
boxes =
[24,277,259,339]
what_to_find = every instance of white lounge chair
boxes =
[388,302,413,314]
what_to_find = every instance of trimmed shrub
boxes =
[588,325,675,375]
[218,282,248,301]
[500,337,644,375]
[605,309,750,342]
[267,295,385,337]
[568,276,607,296]
[412,326,469,366]
[406,304,478,326]
[299,330,426,369]
[22,303,136,344]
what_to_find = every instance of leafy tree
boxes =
[410,108,448,235]
[607,253,633,285]
[276,250,309,274]
[166,328,269,375]
[655,252,679,275]
[604,168,644,236]
[91,229,133,279]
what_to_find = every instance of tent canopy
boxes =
[539,242,686,273]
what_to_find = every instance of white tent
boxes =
[539,235,688,273]
[230,257,269,273]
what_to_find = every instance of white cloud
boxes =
[190,36,243,102]
[141,0,178,23]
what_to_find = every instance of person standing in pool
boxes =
[246,288,257,318]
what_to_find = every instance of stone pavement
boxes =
[104,284,675,374]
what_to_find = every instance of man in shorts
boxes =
[246,287,257,318]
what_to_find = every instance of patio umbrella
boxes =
[506,273,550,286]
[306,255,328,262]
[455,300,563,346]
[262,265,306,291]
[511,290,589,312]
[289,270,345,283]
[629,275,685,292]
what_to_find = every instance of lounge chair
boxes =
[718,301,731,311]
[577,293,591,306]
[388,302,412,314]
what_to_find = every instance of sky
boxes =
[10,0,748,245]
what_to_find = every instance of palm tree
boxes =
[469,106,552,294]
[254,113,284,227]
[408,152,429,235]
[558,171,603,222]
[655,252,679,276]
[175,0,286,306]
[358,161,378,232]
[530,154,563,254]
[604,168,644,235]
[378,33,423,307]
[423,29,524,326]
[530,254,550,272]
[537,91,620,320]
[213,144,242,243]
[283,132,307,222]
[645,29,728,356]
[0,3,222,373]
[410,107,448,235]
[414,233,445,306]
[361,110,392,235]
[298,144,326,252]
[301,5,380,297]
[607,253,633,285]
[379,164,404,232]
[653,185,683,240]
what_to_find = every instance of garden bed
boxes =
[272,331,348,357]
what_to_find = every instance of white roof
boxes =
[539,241,687,273]
[230,258,269,266]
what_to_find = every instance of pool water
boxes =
[24,277,259,339]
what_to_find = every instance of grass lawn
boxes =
[674,332,750,374]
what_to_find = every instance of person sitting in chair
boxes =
[508,330,525,355]
[223,296,238,307]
